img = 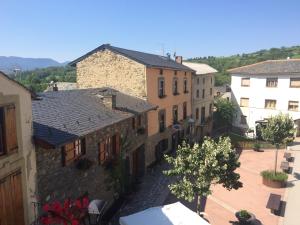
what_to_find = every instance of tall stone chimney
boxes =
[102,90,117,109]
[175,56,182,64]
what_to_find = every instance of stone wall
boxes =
[36,113,148,205]
[76,49,147,98]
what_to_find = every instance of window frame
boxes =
[202,89,205,99]
[173,77,179,95]
[99,134,120,165]
[62,138,85,166]
[183,78,188,93]
[159,110,166,133]
[172,105,178,124]
[158,77,165,98]
[265,99,277,109]
[288,101,299,111]
[290,78,300,88]
[240,97,249,107]
[241,77,250,87]
[266,77,278,88]
[240,115,247,125]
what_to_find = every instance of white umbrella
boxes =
[119,202,210,225]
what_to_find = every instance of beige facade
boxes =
[75,48,193,166]
[77,49,147,98]
[192,74,215,141]
[0,73,37,225]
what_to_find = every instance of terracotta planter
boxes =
[235,212,256,225]
[262,177,286,188]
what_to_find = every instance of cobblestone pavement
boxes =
[110,160,175,225]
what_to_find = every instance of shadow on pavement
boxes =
[229,218,263,225]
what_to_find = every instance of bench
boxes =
[284,152,293,162]
[266,193,281,214]
[280,161,289,172]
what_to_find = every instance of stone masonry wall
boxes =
[36,113,148,205]
[77,49,147,98]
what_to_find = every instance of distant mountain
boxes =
[0,56,67,74]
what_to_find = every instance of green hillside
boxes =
[188,46,300,86]
[13,66,76,92]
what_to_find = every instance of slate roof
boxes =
[69,44,194,72]
[228,59,300,75]
[32,87,156,147]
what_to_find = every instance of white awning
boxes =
[119,202,210,225]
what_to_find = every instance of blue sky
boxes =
[1,0,300,62]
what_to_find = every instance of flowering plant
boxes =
[40,197,89,225]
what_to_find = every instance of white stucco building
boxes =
[183,62,217,140]
[229,59,300,136]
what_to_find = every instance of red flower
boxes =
[82,197,89,208]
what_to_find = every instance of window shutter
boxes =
[115,133,120,156]
[4,105,18,153]
[61,146,66,167]
[81,138,86,155]
[99,142,105,164]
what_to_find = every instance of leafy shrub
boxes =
[253,142,261,150]
[260,170,288,182]
[239,210,251,219]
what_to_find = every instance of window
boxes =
[196,108,199,120]
[159,69,163,75]
[240,98,249,107]
[0,104,18,156]
[174,70,177,75]
[209,103,213,116]
[241,78,250,87]
[158,77,165,98]
[159,110,166,132]
[202,89,205,99]
[137,115,142,127]
[132,117,136,129]
[265,99,276,109]
[173,105,178,124]
[211,77,213,84]
[210,88,212,96]
[99,134,120,165]
[173,78,179,95]
[201,107,205,124]
[240,115,247,125]
[62,139,85,166]
[266,78,278,87]
[197,78,200,84]
[288,101,299,111]
[183,79,188,93]
[203,77,205,84]
[196,89,199,98]
[183,102,187,119]
[290,78,300,88]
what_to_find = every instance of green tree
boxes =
[261,113,295,173]
[214,98,235,128]
[164,137,242,214]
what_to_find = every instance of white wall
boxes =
[231,73,300,131]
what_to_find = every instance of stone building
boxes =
[0,71,37,225]
[70,44,195,165]
[183,62,217,141]
[32,88,156,205]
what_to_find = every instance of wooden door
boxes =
[0,171,25,225]
[132,150,139,180]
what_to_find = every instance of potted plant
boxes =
[253,142,261,152]
[235,210,255,225]
[261,170,288,188]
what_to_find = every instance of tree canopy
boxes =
[164,137,242,212]
[214,97,235,128]
[261,113,295,146]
